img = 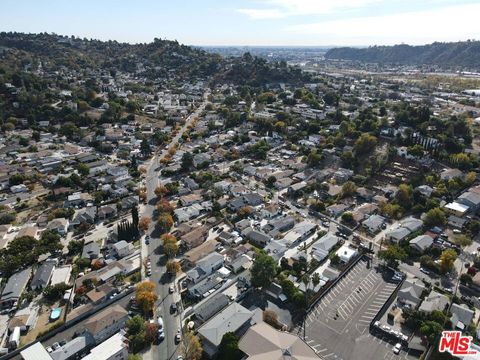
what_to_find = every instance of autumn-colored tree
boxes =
[182,331,203,360]
[157,199,174,214]
[237,206,252,219]
[145,322,159,343]
[263,309,281,329]
[168,146,177,156]
[138,189,147,203]
[154,185,168,198]
[166,260,181,275]
[138,166,147,175]
[138,217,151,232]
[160,155,172,165]
[439,249,457,274]
[92,259,103,270]
[137,280,156,293]
[136,281,158,316]
[158,213,174,234]
[161,233,178,258]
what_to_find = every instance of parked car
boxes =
[175,329,181,343]
[169,285,175,294]
[52,342,60,350]
[393,343,402,354]
[420,267,430,275]
[170,303,177,314]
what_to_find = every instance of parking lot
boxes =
[294,258,417,360]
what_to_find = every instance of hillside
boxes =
[0,32,305,87]
[325,41,480,69]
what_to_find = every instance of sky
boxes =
[1,0,480,47]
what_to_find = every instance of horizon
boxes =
[1,0,479,47]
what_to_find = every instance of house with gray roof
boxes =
[398,280,425,307]
[0,268,31,309]
[244,228,272,247]
[451,303,475,331]
[82,241,100,260]
[31,260,56,290]
[186,252,224,283]
[50,333,94,360]
[198,302,253,357]
[311,233,340,261]
[362,214,385,234]
[409,235,433,253]
[194,293,230,323]
[419,290,449,313]
[457,191,480,212]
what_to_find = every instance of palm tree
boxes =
[312,273,320,291]
[301,274,311,307]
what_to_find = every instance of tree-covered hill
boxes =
[0,32,306,86]
[325,41,480,69]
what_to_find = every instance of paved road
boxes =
[142,95,208,360]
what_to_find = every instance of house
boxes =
[82,241,100,260]
[198,302,253,357]
[262,215,295,237]
[50,333,95,360]
[188,275,224,299]
[283,221,317,245]
[333,168,354,183]
[239,322,320,360]
[86,283,115,304]
[440,168,463,181]
[362,214,385,234]
[97,205,117,220]
[70,207,96,228]
[444,202,469,217]
[419,290,449,313]
[182,226,209,249]
[184,239,218,266]
[398,280,425,307]
[385,217,423,243]
[227,254,252,273]
[227,193,263,212]
[83,304,128,344]
[194,293,230,323]
[186,252,224,283]
[457,191,480,212]
[409,235,433,253]
[83,332,128,360]
[112,240,134,258]
[193,153,211,168]
[31,260,56,290]
[311,233,340,261]
[21,341,57,360]
[244,228,272,247]
[450,303,475,331]
[448,215,467,229]
[16,226,39,240]
[416,185,434,198]
[46,218,69,235]
[335,245,357,263]
[0,268,31,309]
[287,181,307,197]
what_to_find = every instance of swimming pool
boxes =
[50,308,62,321]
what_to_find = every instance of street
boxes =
[141,96,208,360]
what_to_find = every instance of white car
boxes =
[393,343,402,354]
[169,285,175,294]
[158,316,164,329]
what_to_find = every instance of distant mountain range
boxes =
[325,41,480,69]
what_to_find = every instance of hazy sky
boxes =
[1,0,480,46]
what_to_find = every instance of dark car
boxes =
[170,303,177,314]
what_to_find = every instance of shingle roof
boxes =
[198,302,253,347]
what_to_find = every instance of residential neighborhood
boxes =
[0,23,479,360]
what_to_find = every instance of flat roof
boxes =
[20,342,52,360]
